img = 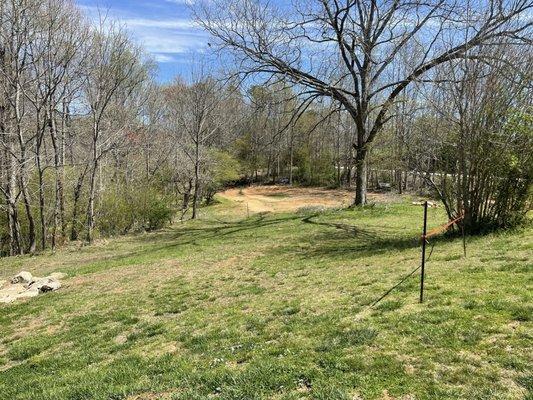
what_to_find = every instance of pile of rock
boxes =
[0,271,64,304]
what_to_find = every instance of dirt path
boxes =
[218,186,356,213]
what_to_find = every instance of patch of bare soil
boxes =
[218,185,396,213]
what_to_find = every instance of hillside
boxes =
[0,187,531,400]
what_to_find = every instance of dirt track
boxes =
[218,186,357,213]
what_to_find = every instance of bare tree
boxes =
[82,19,148,242]
[0,0,24,255]
[0,0,41,253]
[419,46,532,232]
[164,73,238,219]
[23,0,86,250]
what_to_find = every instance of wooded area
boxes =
[0,0,531,256]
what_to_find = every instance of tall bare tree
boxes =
[164,76,237,219]
[82,20,148,242]
[0,0,41,253]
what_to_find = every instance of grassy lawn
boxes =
[0,193,531,400]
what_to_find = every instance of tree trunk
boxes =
[21,174,36,254]
[191,138,201,220]
[49,111,64,250]
[86,121,99,242]
[35,114,47,251]
[181,179,193,220]
[86,160,97,242]
[14,85,36,253]
[354,148,367,206]
[276,152,280,182]
[59,101,67,237]
[37,155,46,250]
[4,144,22,255]
[289,135,294,185]
[70,165,88,241]
[4,168,22,256]
[397,170,403,194]
[7,201,22,256]
[19,148,36,254]
[1,105,23,255]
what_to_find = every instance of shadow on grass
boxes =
[301,214,401,242]
[73,214,304,275]
[157,213,301,244]
[267,213,452,262]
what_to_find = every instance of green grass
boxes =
[0,195,531,400]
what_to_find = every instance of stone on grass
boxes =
[1,271,64,303]
[49,272,67,280]
[30,277,61,293]
[0,283,27,303]
[11,271,33,285]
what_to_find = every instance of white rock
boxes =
[30,277,61,293]
[49,272,66,280]
[0,279,6,289]
[0,295,15,304]
[0,283,27,303]
[1,272,63,304]
[11,271,33,285]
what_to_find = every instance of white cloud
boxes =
[123,18,197,30]
[164,0,196,4]
[141,34,190,53]
[152,53,178,63]
[130,23,209,54]
[78,2,210,57]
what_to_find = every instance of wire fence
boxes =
[366,203,464,309]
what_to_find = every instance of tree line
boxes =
[1,0,532,256]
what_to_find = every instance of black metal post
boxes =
[461,219,467,257]
[420,201,428,303]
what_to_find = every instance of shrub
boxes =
[97,183,174,236]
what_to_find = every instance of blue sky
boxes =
[77,0,210,82]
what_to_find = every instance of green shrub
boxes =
[136,190,174,231]
[97,183,174,236]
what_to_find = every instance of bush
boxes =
[138,192,174,231]
[97,183,174,236]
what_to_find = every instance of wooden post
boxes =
[420,201,428,303]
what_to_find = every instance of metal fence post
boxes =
[420,201,428,303]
